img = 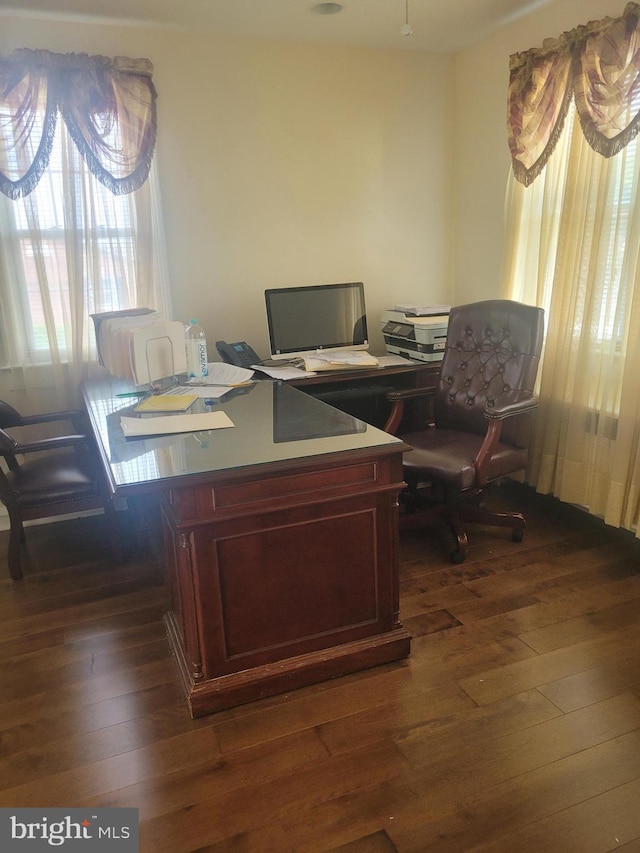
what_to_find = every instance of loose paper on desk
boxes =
[161,384,232,399]
[187,362,255,386]
[254,364,316,379]
[376,354,417,367]
[302,351,379,372]
[121,411,234,438]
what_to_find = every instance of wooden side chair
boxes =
[384,299,544,563]
[0,401,121,580]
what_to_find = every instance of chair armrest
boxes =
[484,393,538,420]
[384,386,436,434]
[475,395,538,485]
[386,387,436,404]
[12,434,89,454]
[20,409,88,431]
[0,428,17,453]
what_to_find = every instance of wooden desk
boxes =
[83,378,411,717]
[288,358,439,430]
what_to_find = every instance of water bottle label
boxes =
[187,341,208,377]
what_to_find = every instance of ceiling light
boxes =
[311,2,344,15]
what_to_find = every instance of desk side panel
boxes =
[163,451,409,715]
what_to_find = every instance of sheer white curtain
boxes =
[0,48,166,414]
[0,115,170,413]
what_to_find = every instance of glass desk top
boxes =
[82,376,405,492]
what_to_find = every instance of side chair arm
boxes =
[19,409,89,432]
[11,434,90,455]
[0,429,18,454]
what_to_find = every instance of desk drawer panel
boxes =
[168,461,387,520]
[214,462,379,509]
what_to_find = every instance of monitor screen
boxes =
[265,282,368,360]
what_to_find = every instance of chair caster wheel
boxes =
[511,528,524,542]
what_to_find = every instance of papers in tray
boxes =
[302,351,379,372]
[129,321,188,385]
[94,312,188,384]
[392,303,451,316]
[121,411,234,438]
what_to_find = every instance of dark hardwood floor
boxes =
[2,481,640,852]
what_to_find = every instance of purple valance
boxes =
[508,2,640,186]
[0,49,157,198]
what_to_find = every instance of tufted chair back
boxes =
[434,300,544,446]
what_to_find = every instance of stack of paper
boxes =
[392,304,451,316]
[254,364,316,379]
[128,321,188,385]
[302,351,379,372]
[91,308,155,366]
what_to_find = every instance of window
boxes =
[0,49,162,381]
[507,105,640,354]
[0,119,168,369]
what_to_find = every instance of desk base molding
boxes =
[165,611,410,717]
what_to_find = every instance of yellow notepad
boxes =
[133,394,197,413]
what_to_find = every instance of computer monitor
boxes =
[264,282,369,361]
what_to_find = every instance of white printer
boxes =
[380,304,450,362]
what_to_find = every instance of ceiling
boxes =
[0,0,557,53]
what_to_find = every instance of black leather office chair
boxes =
[384,299,544,563]
[0,401,121,580]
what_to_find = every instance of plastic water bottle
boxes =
[185,319,208,379]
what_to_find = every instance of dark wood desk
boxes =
[83,378,412,717]
[288,358,440,430]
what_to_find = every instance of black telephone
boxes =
[215,340,262,368]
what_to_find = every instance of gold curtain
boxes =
[508,2,640,186]
[503,2,640,533]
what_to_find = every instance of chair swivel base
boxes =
[398,491,526,563]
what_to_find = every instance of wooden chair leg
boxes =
[7,511,24,580]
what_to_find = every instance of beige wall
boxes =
[1,13,453,356]
[453,0,624,305]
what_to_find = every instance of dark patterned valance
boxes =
[508,2,640,186]
[0,49,157,198]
